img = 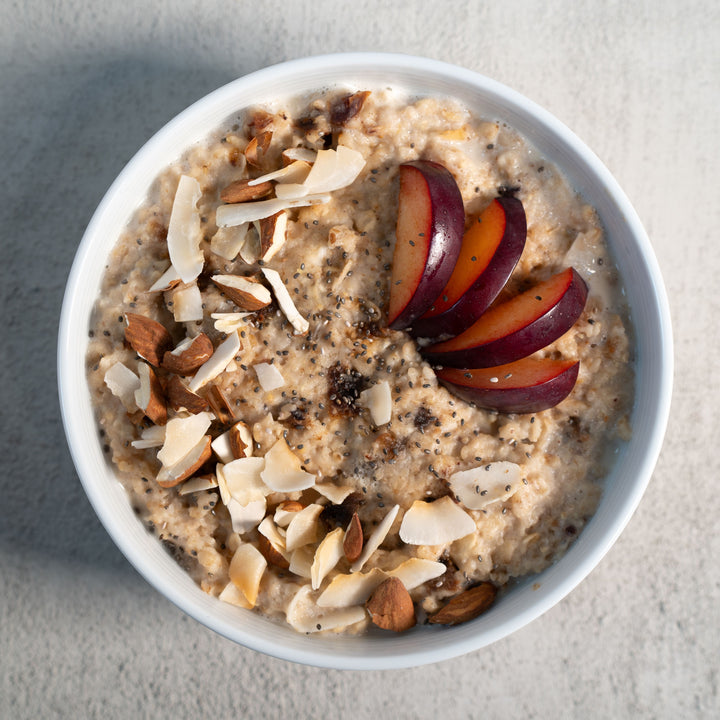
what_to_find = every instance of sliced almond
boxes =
[131,424,166,449]
[220,178,273,203]
[212,275,271,311]
[261,267,309,334]
[448,461,521,511]
[257,516,290,569]
[260,437,315,493]
[228,542,267,607]
[399,497,476,546]
[104,361,140,411]
[343,512,363,563]
[134,362,167,425]
[427,582,497,626]
[188,331,241,393]
[311,527,345,590]
[351,504,399,572]
[166,375,210,414]
[167,174,203,284]
[244,130,272,168]
[162,333,214,375]
[157,412,213,468]
[366,576,416,632]
[258,210,287,261]
[205,384,236,426]
[156,435,212,487]
[124,313,172,367]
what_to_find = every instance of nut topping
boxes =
[124,313,172,367]
[162,333,214,375]
[427,582,497,626]
[343,512,363,563]
[220,178,274,204]
[366,577,416,632]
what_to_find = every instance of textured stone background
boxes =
[2,1,718,717]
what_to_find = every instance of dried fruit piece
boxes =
[220,178,273,203]
[124,313,172,367]
[366,577,416,632]
[343,512,363,563]
[330,90,371,125]
[162,333,214,375]
[427,582,497,626]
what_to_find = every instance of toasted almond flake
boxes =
[286,584,366,633]
[311,527,345,590]
[288,546,314,579]
[220,179,273,203]
[258,532,290,570]
[156,435,212,487]
[448,461,522,510]
[359,380,392,425]
[215,194,331,227]
[131,424,166,449]
[211,275,271,310]
[222,456,267,504]
[314,483,354,504]
[124,313,172,367]
[162,333,214,375]
[258,210,287,261]
[260,437,315,493]
[229,542,267,607]
[157,412,213,467]
[166,375,209,414]
[399,497,476,546]
[274,500,303,528]
[169,282,203,322]
[147,264,181,292]
[386,558,447,590]
[210,223,250,261]
[218,580,252,609]
[253,362,285,392]
[167,175,203,284]
[258,516,287,551]
[317,568,387,608]
[188,331,241,393]
[104,361,140,411]
[249,160,312,186]
[134,362,167,425]
[351,504,400,572]
[226,498,266,535]
[285,503,324,552]
[178,475,218,495]
[261,267,309,334]
[211,312,252,334]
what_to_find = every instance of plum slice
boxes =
[387,161,465,329]
[423,267,588,368]
[436,358,580,414]
[411,196,526,339]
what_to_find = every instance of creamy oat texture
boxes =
[86,88,633,634]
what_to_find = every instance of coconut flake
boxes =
[169,282,203,322]
[222,456,267,504]
[359,380,392,425]
[178,475,219,495]
[314,483,355,505]
[131,424,166,449]
[167,175,203,283]
[288,546,314,579]
[254,362,285,392]
[285,503,324,552]
[386,558,447,590]
[104,362,140,411]
[317,568,387,608]
[399,497,476,546]
[351,504,400,572]
[448,461,522,510]
[226,498,266,535]
[188,331,240,393]
[286,584,366,633]
[148,264,181,292]
[311,528,345,590]
[228,542,267,607]
[210,224,249,261]
[260,437,315,493]
[304,145,365,194]
[211,312,253,334]
[249,160,312,186]
[261,267,309,334]
[215,194,331,227]
[156,412,213,467]
[218,580,252,609]
[281,147,317,164]
[156,435,211,486]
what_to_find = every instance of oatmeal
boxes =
[86,88,633,633]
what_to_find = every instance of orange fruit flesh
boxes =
[431,268,574,351]
[423,200,506,317]
[439,357,577,389]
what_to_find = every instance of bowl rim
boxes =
[58,52,673,669]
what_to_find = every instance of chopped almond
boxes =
[205,384,236,426]
[156,435,212,488]
[245,130,272,168]
[212,275,272,311]
[162,333,214,376]
[124,313,172,367]
[366,577,416,632]
[258,210,287,261]
[166,375,209,414]
[343,512,363,563]
[220,178,274,203]
[134,362,167,425]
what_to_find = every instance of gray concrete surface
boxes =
[2,1,718,717]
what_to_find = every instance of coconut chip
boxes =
[215,194,331,227]
[226,498,266,535]
[261,267,309,334]
[253,362,285,392]
[147,264,181,293]
[156,411,213,468]
[211,312,253,334]
[317,568,387,608]
[218,580,252,609]
[104,361,140,411]
[169,282,203,322]
[314,483,355,505]
[131,424,166,449]
[286,584,366,634]
[260,437,315,493]
[359,380,392,425]
[228,542,267,607]
[399,497,476,546]
[351,504,400,572]
[178,475,219,495]
[167,175,204,283]
[448,461,522,510]
[188,331,241,393]
[311,527,345,590]
[386,558,447,590]
[285,503,324,552]
[210,224,249,261]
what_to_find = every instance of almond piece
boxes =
[245,130,272,168]
[343,512,363,563]
[257,533,290,570]
[124,313,172,367]
[205,384,236,426]
[134,362,167,425]
[258,210,287,261]
[365,577,416,632]
[220,178,274,203]
[156,435,212,488]
[212,275,272,311]
[162,333,214,375]
[228,421,251,458]
[427,582,497,626]
[166,375,210,414]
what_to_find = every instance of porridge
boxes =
[86,88,633,633]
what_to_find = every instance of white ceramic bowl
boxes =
[58,53,672,669]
